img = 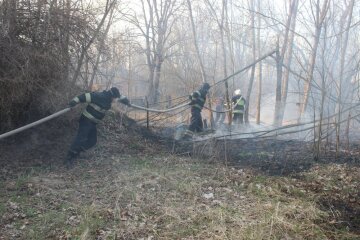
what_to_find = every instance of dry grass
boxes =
[1,152,359,239]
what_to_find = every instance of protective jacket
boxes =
[232,95,246,114]
[189,89,207,111]
[71,91,127,123]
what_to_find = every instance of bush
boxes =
[0,0,95,133]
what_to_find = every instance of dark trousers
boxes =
[233,113,244,124]
[189,108,203,132]
[68,116,97,158]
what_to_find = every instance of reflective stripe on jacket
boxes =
[232,95,245,114]
[72,91,113,123]
[190,90,206,110]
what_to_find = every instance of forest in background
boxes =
[1,1,360,239]
[1,0,360,145]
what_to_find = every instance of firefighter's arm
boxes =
[231,98,237,110]
[192,91,200,98]
[118,95,130,106]
[68,92,92,107]
[189,91,199,105]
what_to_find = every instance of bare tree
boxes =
[273,0,299,126]
[255,0,262,125]
[0,0,119,131]
[126,0,179,104]
[315,19,329,160]
[244,0,256,123]
[186,0,206,84]
[335,0,355,156]
[88,5,116,90]
[300,0,330,119]
[71,0,117,85]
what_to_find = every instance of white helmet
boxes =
[234,89,241,95]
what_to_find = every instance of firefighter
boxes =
[232,89,246,125]
[183,83,211,139]
[65,87,130,168]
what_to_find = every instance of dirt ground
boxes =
[0,115,359,239]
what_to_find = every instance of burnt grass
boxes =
[1,116,360,238]
[174,137,360,235]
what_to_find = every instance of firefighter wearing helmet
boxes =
[183,83,211,139]
[65,87,130,168]
[232,89,246,124]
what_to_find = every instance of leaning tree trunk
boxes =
[278,0,299,125]
[71,0,116,85]
[300,0,329,119]
[88,6,115,91]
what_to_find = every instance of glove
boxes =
[119,97,130,106]
[68,100,78,108]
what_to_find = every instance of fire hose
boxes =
[0,50,279,141]
[128,101,190,113]
[0,102,191,140]
[203,106,232,113]
[0,108,71,140]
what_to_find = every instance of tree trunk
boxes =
[335,0,354,156]
[244,0,256,124]
[88,6,115,91]
[273,41,282,126]
[62,0,71,84]
[278,0,299,124]
[71,0,116,85]
[273,0,299,126]
[300,0,329,119]
[316,48,326,160]
[144,0,176,104]
[256,0,262,125]
[220,0,232,125]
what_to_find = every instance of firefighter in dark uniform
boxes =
[232,89,246,124]
[65,87,130,168]
[184,83,211,139]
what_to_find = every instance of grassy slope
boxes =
[1,154,359,239]
[0,117,359,239]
